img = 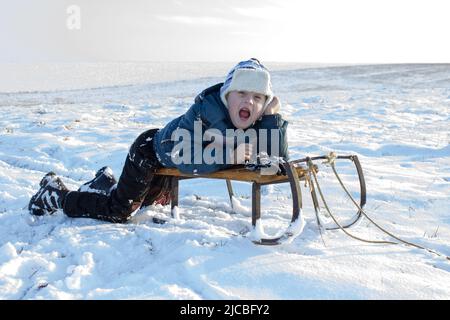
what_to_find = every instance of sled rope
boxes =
[305,172,327,246]
[307,158,396,245]
[310,154,450,261]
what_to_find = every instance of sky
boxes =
[1,0,450,63]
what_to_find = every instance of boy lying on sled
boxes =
[28,58,288,223]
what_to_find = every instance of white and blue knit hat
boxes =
[220,58,274,110]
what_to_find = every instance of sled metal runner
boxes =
[153,154,366,245]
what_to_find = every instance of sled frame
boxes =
[153,155,366,245]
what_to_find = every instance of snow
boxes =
[0,63,449,299]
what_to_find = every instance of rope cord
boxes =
[305,172,327,246]
[307,159,396,245]
[328,159,450,260]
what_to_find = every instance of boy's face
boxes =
[226,91,266,129]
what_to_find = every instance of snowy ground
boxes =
[0,63,449,299]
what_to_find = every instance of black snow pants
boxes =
[63,129,171,223]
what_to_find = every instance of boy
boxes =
[28,58,289,223]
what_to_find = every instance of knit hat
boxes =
[220,58,274,110]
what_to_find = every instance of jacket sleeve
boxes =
[253,114,289,161]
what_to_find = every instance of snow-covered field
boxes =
[0,62,449,299]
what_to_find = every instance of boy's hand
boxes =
[264,96,281,115]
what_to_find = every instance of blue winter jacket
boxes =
[152,83,289,174]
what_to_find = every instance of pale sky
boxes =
[1,0,450,63]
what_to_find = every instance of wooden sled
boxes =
[153,155,366,245]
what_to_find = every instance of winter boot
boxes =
[78,166,117,195]
[28,172,69,216]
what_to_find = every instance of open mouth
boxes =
[239,107,251,121]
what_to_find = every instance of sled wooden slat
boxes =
[154,165,309,184]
